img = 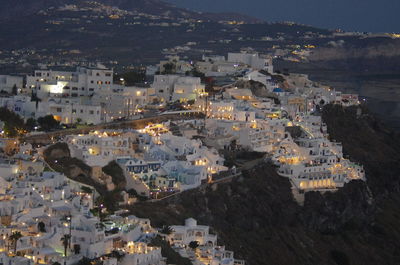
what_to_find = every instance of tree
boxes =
[37,115,60,131]
[38,221,46,232]
[188,241,199,250]
[0,107,26,137]
[61,234,71,258]
[9,231,23,255]
[160,225,174,235]
[11,84,18,95]
[114,70,146,86]
[73,244,81,255]
[162,63,176,75]
[76,118,82,124]
[229,139,237,151]
[188,68,205,79]
[81,186,93,194]
[26,118,37,131]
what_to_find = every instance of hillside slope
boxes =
[0,0,259,22]
[129,105,400,265]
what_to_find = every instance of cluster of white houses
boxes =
[0,50,364,194]
[0,50,367,264]
[0,153,242,265]
[0,154,160,265]
[0,51,358,126]
[65,121,227,197]
[0,150,239,265]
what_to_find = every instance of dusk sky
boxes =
[167,0,400,33]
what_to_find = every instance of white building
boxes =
[208,100,255,122]
[0,253,33,265]
[0,75,23,94]
[272,115,365,191]
[67,131,138,167]
[152,75,180,102]
[228,52,273,73]
[168,218,245,265]
[91,86,149,121]
[172,77,206,103]
[45,99,102,124]
[169,218,217,247]
[27,66,113,99]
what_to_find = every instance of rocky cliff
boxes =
[129,105,400,265]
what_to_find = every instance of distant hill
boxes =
[0,0,67,19]
[0,0,330,70]
[0,0,261,23]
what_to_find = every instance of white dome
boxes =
[185,218,197,227]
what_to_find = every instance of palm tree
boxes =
[188,241,199,250]
[61,234,71,258]
[38,221,46,232]
[9,231,23,255]
[160,225,174,235]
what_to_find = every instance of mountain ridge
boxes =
[0,0,262,23]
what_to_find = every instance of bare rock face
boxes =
[235,80,270,97]
[69,165,90,179]
[301,180,375,233]
[44,142,70,159]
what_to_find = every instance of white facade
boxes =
[27,66,113,99]
[272,115,365,191]
[172,77,205,102]
[169,218,217,246]
[0,75,23,94]
[67,131,138,166]
[91,86,148,121]
[169,218,245,265]
[152,75,206,103]
[0,253,33,265]
[46,100,102,124]
[208,100,255,122]
[228,52,273,73]
[152,75,180,102]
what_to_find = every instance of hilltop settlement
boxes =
[0,50,364,265]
